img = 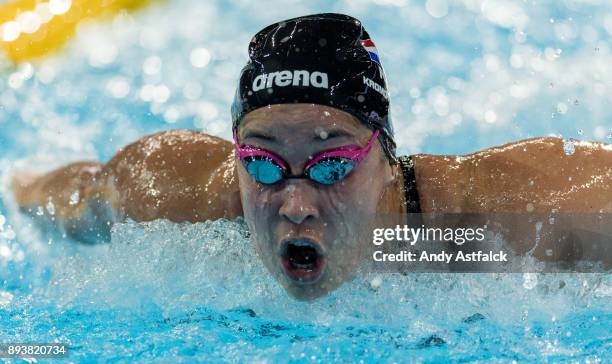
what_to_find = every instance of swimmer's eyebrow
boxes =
[241,130,276,142]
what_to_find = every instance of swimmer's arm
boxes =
[413,137,612,265]
[12,130,243,243]
[414,137,612,213]
[12,161,114,243]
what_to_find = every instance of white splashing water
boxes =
[69,190,80,205]
[36,218,611,330]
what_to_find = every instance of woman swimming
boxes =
[12,13,612,300]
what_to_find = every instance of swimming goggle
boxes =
[233,129,380,185]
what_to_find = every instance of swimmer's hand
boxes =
[12,162,113,244]
[12,170,40,207]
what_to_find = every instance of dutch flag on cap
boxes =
[360,39,381,65]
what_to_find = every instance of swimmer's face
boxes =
[236,104,393,300]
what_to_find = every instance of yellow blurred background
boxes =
[0,0,157,63]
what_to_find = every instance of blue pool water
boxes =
[1,0,611,362]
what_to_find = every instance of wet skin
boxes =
[12,103,612,299]
[235,105,398,299]
[13,130,244,243]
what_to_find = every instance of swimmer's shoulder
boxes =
[102,129,240,222]
[110,129,232,156]
[105,129,233,170]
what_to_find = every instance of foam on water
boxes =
[36,217,611,327]
[1,212,609,361]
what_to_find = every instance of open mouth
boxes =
[280,239,326,284]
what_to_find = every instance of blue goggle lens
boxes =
[307,158,355,185]
[244,157,284,184]
[243,157,356,185]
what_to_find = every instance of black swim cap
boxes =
[231,13,397,163]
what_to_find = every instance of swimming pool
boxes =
[1,0,611,362]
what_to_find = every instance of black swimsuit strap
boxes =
[398,155,421,214]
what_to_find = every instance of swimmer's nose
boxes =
[278,182,319,225]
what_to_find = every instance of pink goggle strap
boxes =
[233,129,380,173]
[233,130,290,171]
[304,129,380,170]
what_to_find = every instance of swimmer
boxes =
[12,13,612,300]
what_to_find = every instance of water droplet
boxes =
[46,200,55,215]
[1,21,21,42]
[17,11,41,34]
[556,102,568,114]
[523,273,537,289]
[69,190,80,205]
[142,56,162,75]
[152,85,170,103]
[3,228,15,240]
[190,47,211,68]
[563,139,575,155]
[425,0,449,18]
[369,276,383,290]
[314,127,329,140]
[163,107,180,123]
[49,0,72,15]
[0,291,14,306]
[106,77,130,98]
